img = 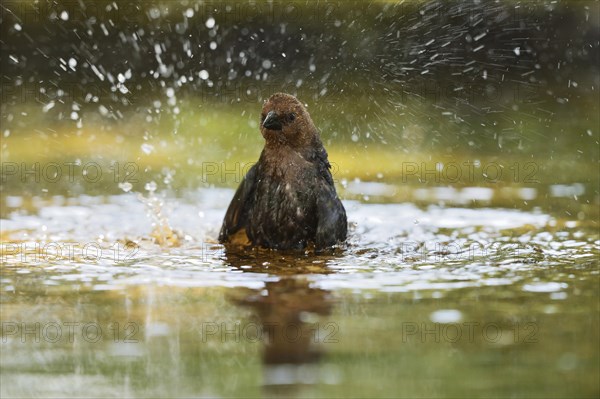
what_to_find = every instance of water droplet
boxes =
[141,143,154,155]
[43,101,55,113]
[205,17,215,29]
[145,181,157,192]
[60,11,69,21]
[199,70,209,80]
[262,59,272,69]
[148,8,160,19]
[118,182,133,192]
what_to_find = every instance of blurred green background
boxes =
[0,1,598,208]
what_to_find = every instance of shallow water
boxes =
[1,187,598,398]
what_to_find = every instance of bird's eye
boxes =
[288,113,296,121]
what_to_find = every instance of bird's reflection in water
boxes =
[223,248,338,395]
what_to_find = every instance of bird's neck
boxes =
[263,133,319,158]
[261,142,311,169]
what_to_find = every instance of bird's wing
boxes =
[310,143,335,186]
[218,164,257,243]
[315,179,347,249]
[307,137,346,248]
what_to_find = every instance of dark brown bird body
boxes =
[219,93,347,250]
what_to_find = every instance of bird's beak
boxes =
[262,110,282,131]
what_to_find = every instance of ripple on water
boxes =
[0,190,597,293]
[429,309,463,323]
[522,282,569,293]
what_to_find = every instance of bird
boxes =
[218,92,347,250]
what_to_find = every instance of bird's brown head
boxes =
[260,93,318,149]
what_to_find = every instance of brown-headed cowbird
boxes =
[219,93,347,250]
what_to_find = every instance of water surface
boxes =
[1,187,598,398]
